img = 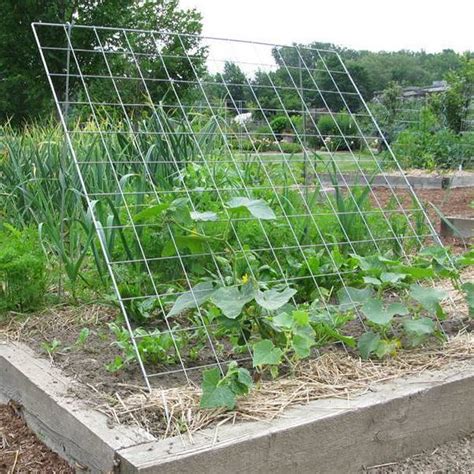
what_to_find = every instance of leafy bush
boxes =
[392,108,474,170]
[270,115,290,136]
[279,142,303,154]
[290,115,304,133]
[316,113,361,151]
[430,56,474,134]
[0,225,47,312]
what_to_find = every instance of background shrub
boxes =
[392,108,474,170]
[316,113,361,151]
[254,124,273,138]
[270,115,290,137]
[279,142,303,154]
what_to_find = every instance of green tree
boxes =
[441,55,474,133]
[216,62,249,112]
[264,43,468,111]
[0,0,204,124]
[379,82,403,126]
[313,56,372,111]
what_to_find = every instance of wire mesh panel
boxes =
[33,22,445,390]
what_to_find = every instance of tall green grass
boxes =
[0,109,223,297]
[0,109,422,302]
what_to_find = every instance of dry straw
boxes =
[106,333,473,439]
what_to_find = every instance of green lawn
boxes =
[234,150,385,173]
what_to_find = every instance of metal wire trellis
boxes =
[33,22,449,391]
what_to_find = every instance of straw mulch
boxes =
[102,332,473,439]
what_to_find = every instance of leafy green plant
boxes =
[462,282,474,317]
[357,297,407,359]
[106,356,126,373]
[345,249,460,359]
[267,309,316,359]
[75,328,90,347]
[309,308,355,347]
[402,317,436,347]
[0,123,125,296]
[436,56,474,134]
[357,332,399,359]
[270,115,290,137]
[326,162,374,250]
[252,339,283,368]
[227,197,276,220]
[356,284,449,358]
[169,278,296,322]
[255,287,297,311]
[211,283,255,319]
[0,225,47,312]
[279,141,303,154]
[41,339,61,356]
[107,322,187,371]
[200,362,253,410]
[392,107,473,170]
[409,284,448,319]
[361,298,409,326]
[169,282,216,317]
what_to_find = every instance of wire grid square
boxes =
[33,23,443,389]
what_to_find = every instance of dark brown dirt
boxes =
[365,433,473,473]
[418,187,472,218]
[0,304,197,395]
[372,186,473,250]
[0,403,72,473]
[372,186,473,218]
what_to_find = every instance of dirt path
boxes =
[0,404,73,473]
[365,433,473,473]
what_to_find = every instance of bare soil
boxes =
[0,403,73,473]
[372,186,473,219]
[365,433,473,473]
[373,186,473,250]
[0,304,198,394]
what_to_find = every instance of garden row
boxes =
[0,113,473,407]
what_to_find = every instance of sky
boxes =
[179,0,474,63]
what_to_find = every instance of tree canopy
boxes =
[1,3,472,126]
[204,42,471,120]
[0,0,203,124]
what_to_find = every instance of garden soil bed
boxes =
[0,270,472,470]
[372,186,473,219]
[1,271,472,405]
[372,186,473,249]
[0,267,472,440]
[1,264,472,390]
[0,403,73,473]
